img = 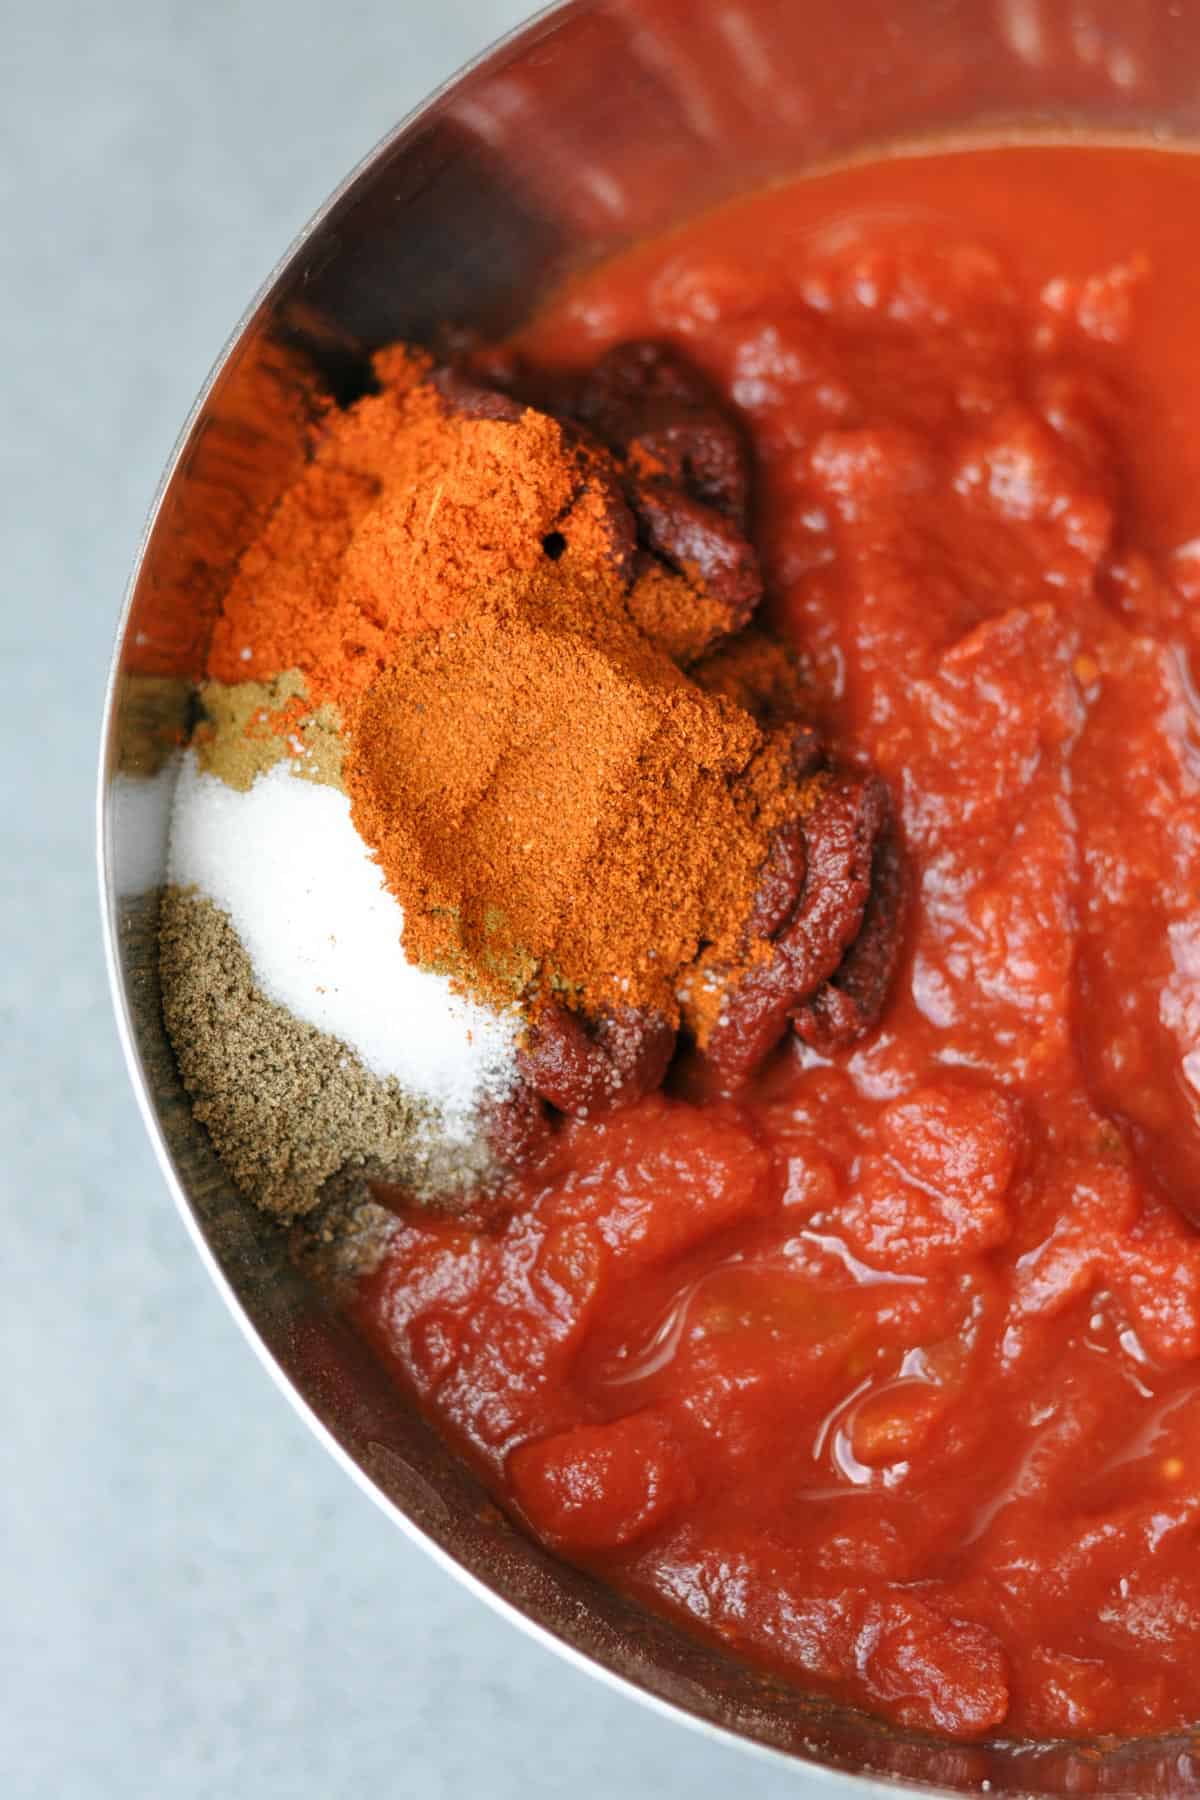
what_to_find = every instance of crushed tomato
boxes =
[358,143,1200,1740]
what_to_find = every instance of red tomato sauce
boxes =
[358,144,1200,1740]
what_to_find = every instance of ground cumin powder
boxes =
[206,349,813,1023]
[159,887,495,1218]
[191,670,345,791]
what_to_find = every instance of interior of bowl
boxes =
[99,2,1200,1792]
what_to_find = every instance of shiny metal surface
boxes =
[98,3,1200,1792]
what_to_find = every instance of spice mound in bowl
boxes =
[160,341,899,1220]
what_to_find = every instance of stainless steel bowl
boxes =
[97,3,1200,1792]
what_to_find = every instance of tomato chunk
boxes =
[508,1413,695,1551]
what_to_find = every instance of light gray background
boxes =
[4,4,820,1796]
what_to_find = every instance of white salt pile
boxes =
[167,753,520,1131]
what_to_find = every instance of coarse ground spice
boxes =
[206,350,824,1023]
[191,671,345,792]
[159,888,496,1219]
[289,1183,401,1295]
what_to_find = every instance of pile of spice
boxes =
[161,339,901,1218]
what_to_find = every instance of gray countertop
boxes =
[4,5,822,1793]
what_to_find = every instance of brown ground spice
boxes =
[288,1183,401,1297]
[159,888,497,1220]
[192,671,345,792]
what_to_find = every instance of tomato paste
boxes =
[359,143,1200,1740]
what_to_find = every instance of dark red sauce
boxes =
[359,143,1200,1740]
